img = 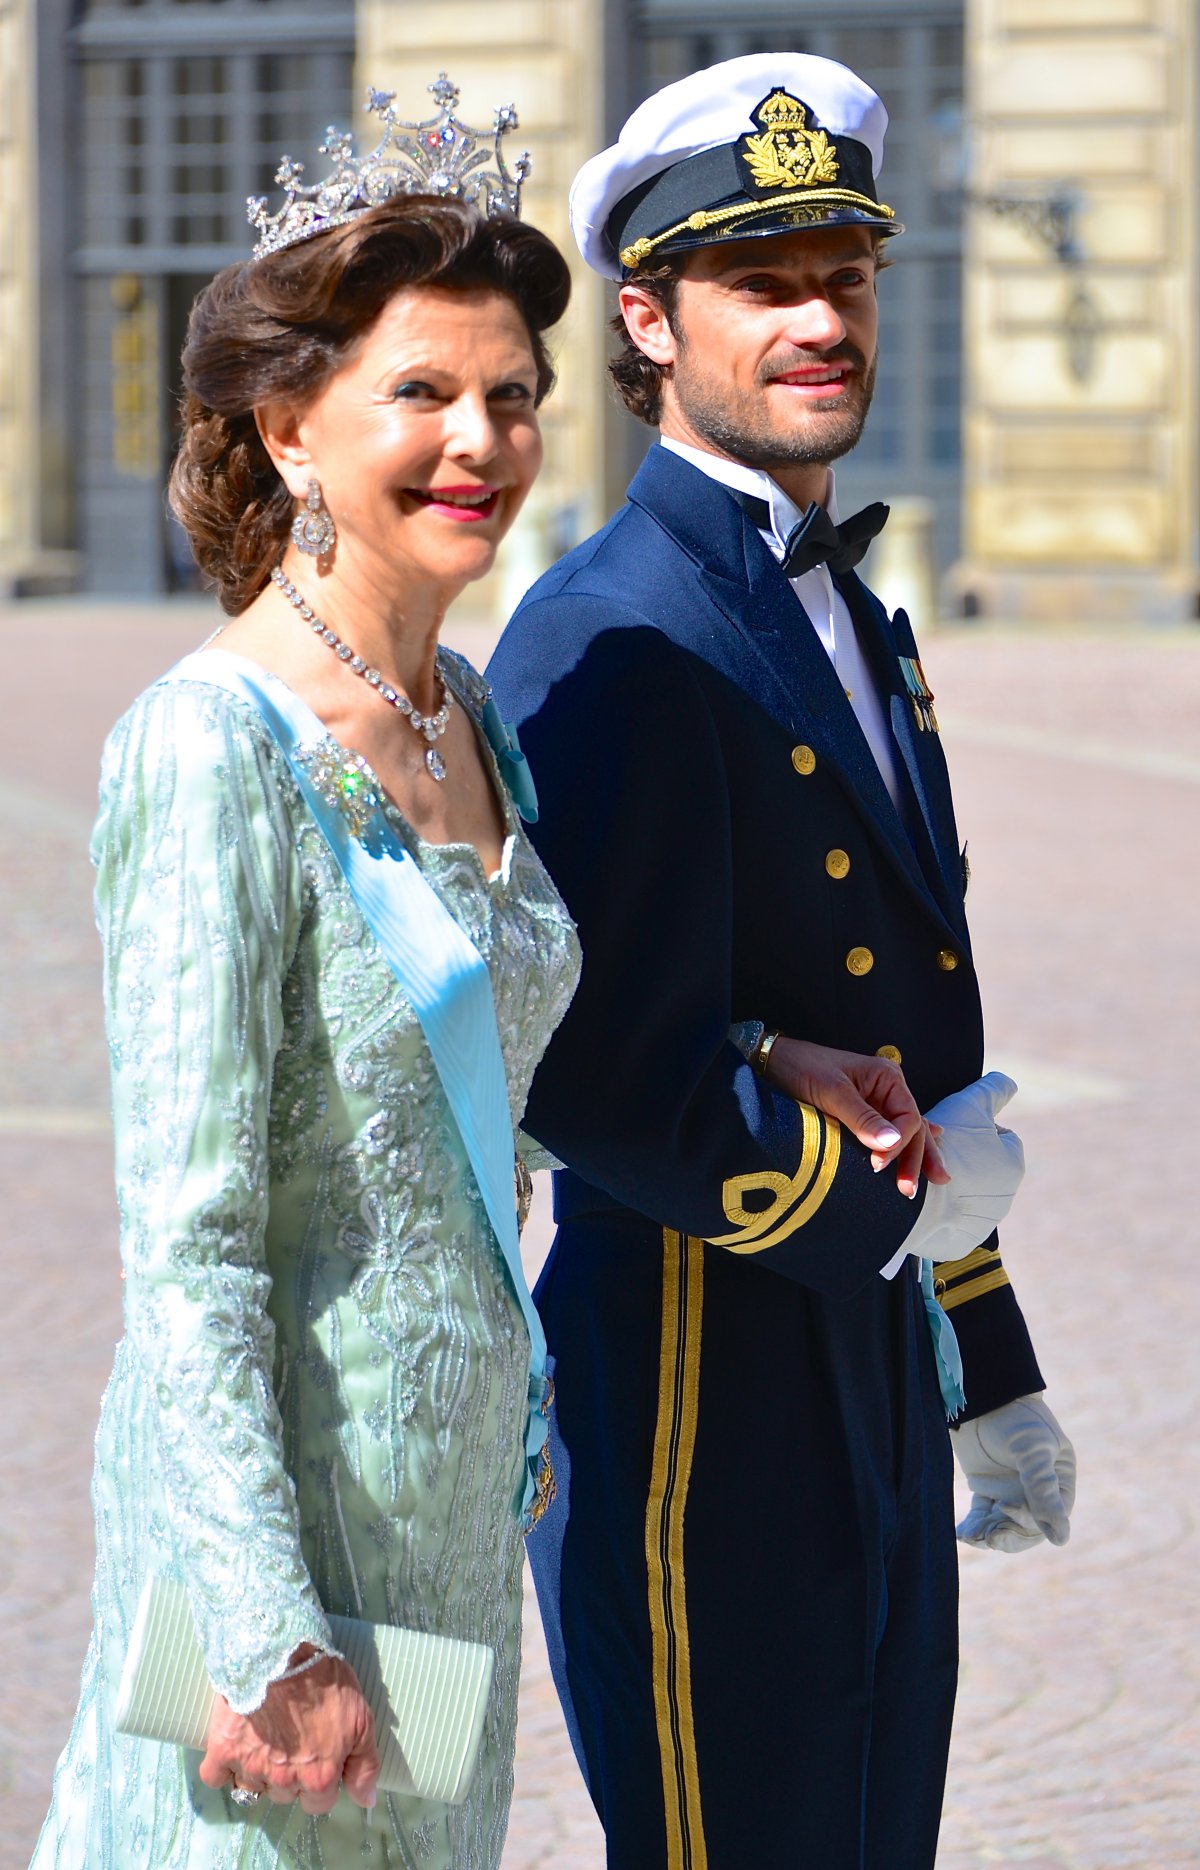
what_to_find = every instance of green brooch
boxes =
[296,741,383,844]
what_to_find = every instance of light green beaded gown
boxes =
[30,653,580,1870]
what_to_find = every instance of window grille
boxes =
[70,2,353,591]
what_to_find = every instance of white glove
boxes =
[954,1393,1076,1552]
[881,1072,1025,1277]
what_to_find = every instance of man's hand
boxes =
[953,1393,1076,1552]
[762,1037,949,1198]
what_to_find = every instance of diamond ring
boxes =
[230,1785,263,1808]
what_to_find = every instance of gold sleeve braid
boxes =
[933,1242,1011,1311]
[707,1104,841,1253]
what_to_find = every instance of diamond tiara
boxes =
[247,72,532,260]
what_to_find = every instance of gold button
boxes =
[846,946,874,977]
[936,948,959,972]
[844,687,853,700]
[791,744,817,775]
[875,1044,902,1064]
[825,848,851,880]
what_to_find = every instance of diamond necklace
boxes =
[271,566,453,782]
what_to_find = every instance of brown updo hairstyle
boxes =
[169,195,572,614]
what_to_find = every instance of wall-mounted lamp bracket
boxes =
[932,106,1099,383]
[971,187,1083,268]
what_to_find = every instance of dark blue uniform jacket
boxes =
[491,445,1042,1415]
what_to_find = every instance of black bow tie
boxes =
[730,489,890,578]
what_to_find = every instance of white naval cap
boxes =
[570,53,899,281]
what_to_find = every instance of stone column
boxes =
[0,0,77,596]
[356,0,609,621]
[0,0,37,593]
[955,0,1199,622]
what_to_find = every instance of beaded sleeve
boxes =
[92,684,338,1713]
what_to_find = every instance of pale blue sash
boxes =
[920,1259,967,1419]
[160,650,549,1522]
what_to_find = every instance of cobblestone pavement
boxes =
[2,603,1197,1869]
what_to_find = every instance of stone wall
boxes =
[958,0,1199,620]
[356,0,609,621]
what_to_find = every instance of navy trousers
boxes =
[528,1213,959,1870]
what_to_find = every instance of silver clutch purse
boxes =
[114,1575,495,1805]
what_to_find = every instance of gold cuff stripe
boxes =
[708,1105,841,1253]
[646,1231,709,1870]
[939,1266,1011,1311]
[935,1244,1002,1284]
[619,187,896,268]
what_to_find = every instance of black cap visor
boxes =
[611,132,900,274]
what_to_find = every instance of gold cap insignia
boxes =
[740,90,840,193]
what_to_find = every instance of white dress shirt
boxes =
[660,436,903,810]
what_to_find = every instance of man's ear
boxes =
[255,400,314,501]
[618,285,680,367]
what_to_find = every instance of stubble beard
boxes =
[671,344,878,472]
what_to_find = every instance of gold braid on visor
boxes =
[620,187,895,271]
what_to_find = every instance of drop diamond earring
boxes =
[291,479,337,558]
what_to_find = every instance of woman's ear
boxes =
[255,400,313,500]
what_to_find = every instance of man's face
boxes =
[650,226,881,474]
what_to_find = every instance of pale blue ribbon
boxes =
[920,1257,967,1419]
[481,695,539,824]
[160,651,549,1520]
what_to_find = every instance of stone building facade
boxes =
[357,0,611,621]
[0,0,1196,622]
[959,0,1199,620]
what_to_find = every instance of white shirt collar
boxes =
[656,439,904,814]
[659,435,841,562]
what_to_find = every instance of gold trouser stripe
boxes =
[646,1230,708,1870]
[939,1266,1011,1311]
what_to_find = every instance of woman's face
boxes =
[275,284,545,595]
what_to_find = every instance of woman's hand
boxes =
[760,1036,949,1199]
[199,1646,380,1816]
